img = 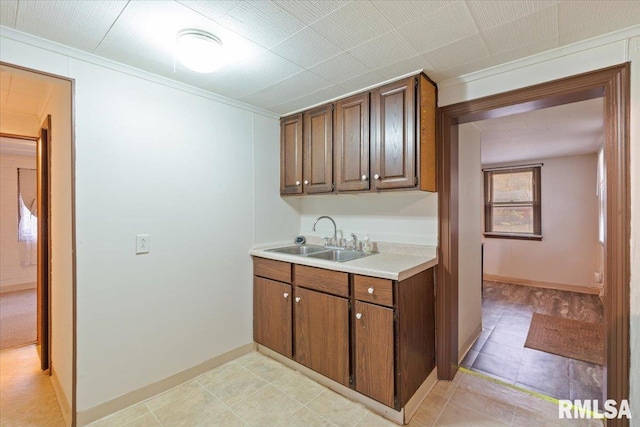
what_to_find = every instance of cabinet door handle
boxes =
[361,174,368,181]
[304,180,309,185]
[355,313,362,320]
[374,174,380,180]
[283,293,289,298]
[367,287,374,294]
[295,297,301,302]
[295,180,301,186]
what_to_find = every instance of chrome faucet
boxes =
[312,216,338,247]
[350,233,358,250]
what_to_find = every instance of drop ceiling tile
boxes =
[0,90,9,107]
[273,0,348,25]
[208,51,303,99]
[270,27,343,68]
[481,5,558,55]
[398,1,479,54]
[490,36,559,66]
[307,53,372,85]
[422,34,490,71]
[15,0,128,52]
[9,73,54,97]
[175,0,240,21]
[311,1,395,51]
[5,92,42,115]
[273,85,349,115]
[94,1,265,81]
[0,0,17,27]
[348,30,420,70]
[0,70,11,90]
[433,56,496,80]
[370,0,455,28]
[466,0,558,31]
[558,1,640,45]
[239,71,333,109]
[338,71,386,93]
[374,55,434,80]
[216,1,306,49]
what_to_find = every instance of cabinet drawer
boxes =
[253,257,291,283]
[294,265,349,297]
[354,275,393,307]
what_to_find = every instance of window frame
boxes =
[483,165,542,241]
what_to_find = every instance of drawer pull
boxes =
[355,313,362,320]
[367,287,374,294]
[295,297,301,303]
[283,293,289,298]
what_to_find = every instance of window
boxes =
[484,165,541,240]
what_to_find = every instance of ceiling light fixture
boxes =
[176,29,224,73]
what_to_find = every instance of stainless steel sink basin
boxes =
[306,249,374,263]
[266,244,328,256]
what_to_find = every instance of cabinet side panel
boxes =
[254,277,292,358]
[419,75,437,192]
[397,268,435,407]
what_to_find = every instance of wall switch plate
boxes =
[136,234,150,254]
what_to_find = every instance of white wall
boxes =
[439,31,639,423]
[482,154,600,290]
[299,192,438,246]
[0,153,37,291]
[457,124,482,356]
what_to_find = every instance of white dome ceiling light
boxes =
[176,29,224,73]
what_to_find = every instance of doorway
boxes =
[436,64,630,426]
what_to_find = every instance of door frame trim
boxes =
[436,63,630,426]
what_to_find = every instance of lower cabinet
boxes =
[253,276,292,358]
[294,287,350,386]
[354,300,394,407]
[253,256,435,411]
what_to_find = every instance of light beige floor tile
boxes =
[430,373,463,400]
[151,384,226,427]
[513,396,592,426]
[408,393,448,427]
[355,411,397,426]
[306,389,368,427]
[244,355,293,382]
[434,402,509,426]
[277,406,334,427]
[236,351,268,366]
[123,413,162,427]
[204,368,269,406]
[231,385,302,427]
[90,403,150,427]
[197,361,246,389]
[271,371,326,404]
[198,409,249,427]
[145,380,203,411]
[450,382,516,424]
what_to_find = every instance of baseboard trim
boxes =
[483,274,601,295]
[50,365,72,427]
[403,367,437,424]
[258,344,410,425]
[76,342,255,426]
[0,282,36,293]
[458,324,482,364]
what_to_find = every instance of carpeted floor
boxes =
[0,289,37,350]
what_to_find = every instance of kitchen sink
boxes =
[306,249,374,263]
[266,244,328,256]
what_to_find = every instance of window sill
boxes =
[483,233,543,241]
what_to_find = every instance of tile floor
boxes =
[88,350,602,427]
[0,344,65,427]
[461,281,604,401]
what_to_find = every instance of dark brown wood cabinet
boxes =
[354,300,395,407]
[254,277,292,358]
[334,92,370,192]
[280,114,303,195]
[371,77,416,190]
[303,104,333,194]
[294,286,350,386]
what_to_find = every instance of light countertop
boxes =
[250,242,437,281]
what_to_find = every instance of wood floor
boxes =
[461,281,604,401]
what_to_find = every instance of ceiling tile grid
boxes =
[422,33,490,72]
[306,53,372,85]
[238,70,332,108]
[270,26,343,68]
[273,0,349,26]
[466,0,558,32]
[369,0,456,29]
[348,30,420,70]
[558,0,640,45]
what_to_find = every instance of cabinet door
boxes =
[371,77,416,190]
[254,277,292,358]
[303,104,333,194]
[294,287,350,386]
[280,114,303,195]
[335,92,370,192]
[354,301,395,407]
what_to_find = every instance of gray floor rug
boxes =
[0,289,37,350]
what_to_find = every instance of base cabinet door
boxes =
[294,287,350,386]
[354,301,395,407]
[254,277,292,358]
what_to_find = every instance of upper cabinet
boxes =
[280,72,436,196]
